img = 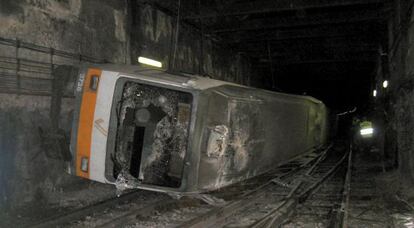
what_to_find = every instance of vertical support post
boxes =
[15,39,21,92]
[267,40,275,89]
[171,0,182,72]
[198,0,204,76]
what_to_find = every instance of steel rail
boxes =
[180,146,332,228]
[100,151,323,228]
[251,145,349,228]
[99,198,202,228]
[27,191,143,228]
[28,146,332,228]
[334,144,353,228]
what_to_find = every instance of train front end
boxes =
[68,66,198,193]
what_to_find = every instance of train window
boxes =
[112,82,193,188]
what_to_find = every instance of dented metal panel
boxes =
[196,86,327,191]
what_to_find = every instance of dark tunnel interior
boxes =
[0,0,414,227]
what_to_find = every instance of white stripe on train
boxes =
[90,71,120,182]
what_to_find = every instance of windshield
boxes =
[112,81,193,188]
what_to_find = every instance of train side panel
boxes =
[196,86,328,190]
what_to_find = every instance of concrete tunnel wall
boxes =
[375,0,414,190]
[0,0,255,209]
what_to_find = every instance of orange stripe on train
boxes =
[76,68,102,178]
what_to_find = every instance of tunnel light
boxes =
[383,80,388,88]
[138,57,162,68]
[360,128,374,136]
[373,90,377,97]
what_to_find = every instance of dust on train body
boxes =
[68,65,330,193]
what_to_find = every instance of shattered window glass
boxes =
[112,82,192,188]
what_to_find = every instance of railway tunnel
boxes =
[0,0,413,227]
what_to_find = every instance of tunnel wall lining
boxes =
[0,0,256,209]
[377,0,414,189]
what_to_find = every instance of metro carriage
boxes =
[68,65,329,193]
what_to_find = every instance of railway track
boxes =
[180,144,350,228]
[282,144,352,228]
[27,190,169,228]
[29,143,352,228]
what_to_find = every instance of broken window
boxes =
[112,82,192,188]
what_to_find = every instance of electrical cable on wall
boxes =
[171,0,182,71]
[267,40,275,89]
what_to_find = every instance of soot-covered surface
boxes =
[113,82,192,191]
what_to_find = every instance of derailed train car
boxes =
[68,65,329,193]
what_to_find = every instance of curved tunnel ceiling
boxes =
[144,0,390,111]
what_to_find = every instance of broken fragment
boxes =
[112,82,192,190]
[207,125,229,158]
